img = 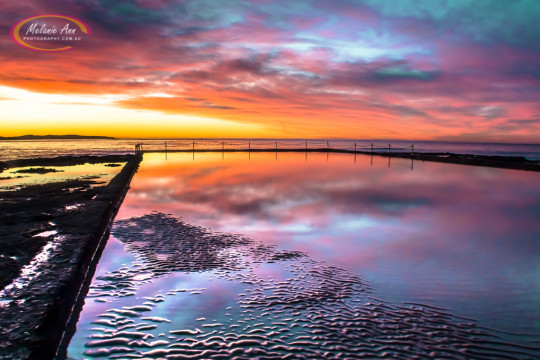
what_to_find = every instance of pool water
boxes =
[66,152,540,359]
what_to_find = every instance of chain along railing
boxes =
[135,140,415,155]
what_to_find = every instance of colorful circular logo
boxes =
[10,14,91,52]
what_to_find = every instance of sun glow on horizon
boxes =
[0,85,275,138]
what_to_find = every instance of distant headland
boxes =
[0,135,116,140]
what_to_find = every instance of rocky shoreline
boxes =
[0,154,141,359]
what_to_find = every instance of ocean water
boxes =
[1,138,540,161]
[64,152,540,359]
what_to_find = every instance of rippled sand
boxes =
[72,213,540,359]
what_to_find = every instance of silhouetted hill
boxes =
[0,135,116,140]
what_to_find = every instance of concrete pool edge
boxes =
[52,155,142,360]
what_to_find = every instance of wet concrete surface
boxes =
[0,155,140,359]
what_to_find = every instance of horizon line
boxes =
[2,135,540,146]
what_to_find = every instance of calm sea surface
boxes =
[1,138,540,161]
[64,152,540,359]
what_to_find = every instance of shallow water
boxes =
[66,152,540,359]
[0,162,125,191]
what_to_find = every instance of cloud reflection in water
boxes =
[116,152,540,334]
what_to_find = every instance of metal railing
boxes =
[137,141,415,155]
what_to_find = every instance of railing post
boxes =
[355,142,357,152]
[305,141,307,150]
[327,141,329,150]
[222,141,224,151]
[193,141,195,151]
[388,144,391,154]
[411,144,414,155]
[249,141,250,151]
[275,141,277,151]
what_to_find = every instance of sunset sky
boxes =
[1,0,540,142]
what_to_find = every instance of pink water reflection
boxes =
[117,152,540,333]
